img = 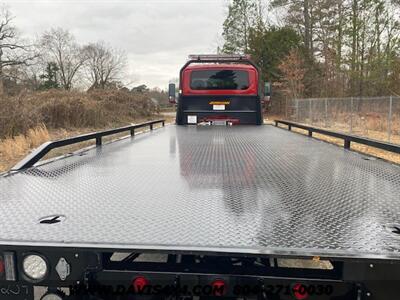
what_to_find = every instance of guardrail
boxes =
[275,120,400,154]
[12,119,165,171]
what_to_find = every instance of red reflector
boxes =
[0,257,4,274]
[292,283,309,300]
[132,276,150,293]
[211,279,226,296]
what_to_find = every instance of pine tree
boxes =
[248,26,301,81]
[222,0,258,54]
[39,62,59,90]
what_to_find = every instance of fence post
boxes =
[344,139,351,150]
[325,98,328,128]
[388,96,393,142]
[285,97,288,119]
[350,97,353,133]
[309,99,312,125]
[296,99,299,122]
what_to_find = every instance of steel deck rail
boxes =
[275,119,400,154]
[11,119,165,171]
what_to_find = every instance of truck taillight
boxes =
[0,255,4,277]
[132,276,150,293]
[211,279,226,296]
[292,283,309,300]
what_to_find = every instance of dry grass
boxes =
[0,89,160,172]
[27,124,51,148]
[0,124,50,168]
[0,114,171,173]
[0,136,29,162]
[0,89,158,139]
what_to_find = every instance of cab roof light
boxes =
[188,54,251,61]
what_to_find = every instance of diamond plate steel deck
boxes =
[1,125,400,260]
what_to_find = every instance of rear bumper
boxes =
[181,110,261,125]
[1,246,399,300]
[176,95,263,125]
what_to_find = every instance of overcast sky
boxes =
[7,0,227,89]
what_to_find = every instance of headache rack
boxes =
[188,54,251,61]
[184,54,258,68]
[182,54,259,72]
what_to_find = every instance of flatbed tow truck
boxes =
[0,55,400,300]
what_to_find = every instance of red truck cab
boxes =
[170,55,269,125]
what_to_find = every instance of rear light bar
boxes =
[188,54,251,61]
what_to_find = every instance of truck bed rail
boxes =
[275,119,400,154]
[11,119,165,171]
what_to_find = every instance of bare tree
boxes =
[0,6,37,95]
[278,49,305,100]
[39,28,86,90]
[82,42,126,90]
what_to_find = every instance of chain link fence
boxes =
[288,96,400,144]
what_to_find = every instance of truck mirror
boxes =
[262,82,271,107]
[264,82,271,97]
[168,83,176,104]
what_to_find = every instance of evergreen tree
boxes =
[39,62,59,90]
[248,26,301,81]
[222,0,258,53]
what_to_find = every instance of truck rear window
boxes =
[190,70,249,90]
